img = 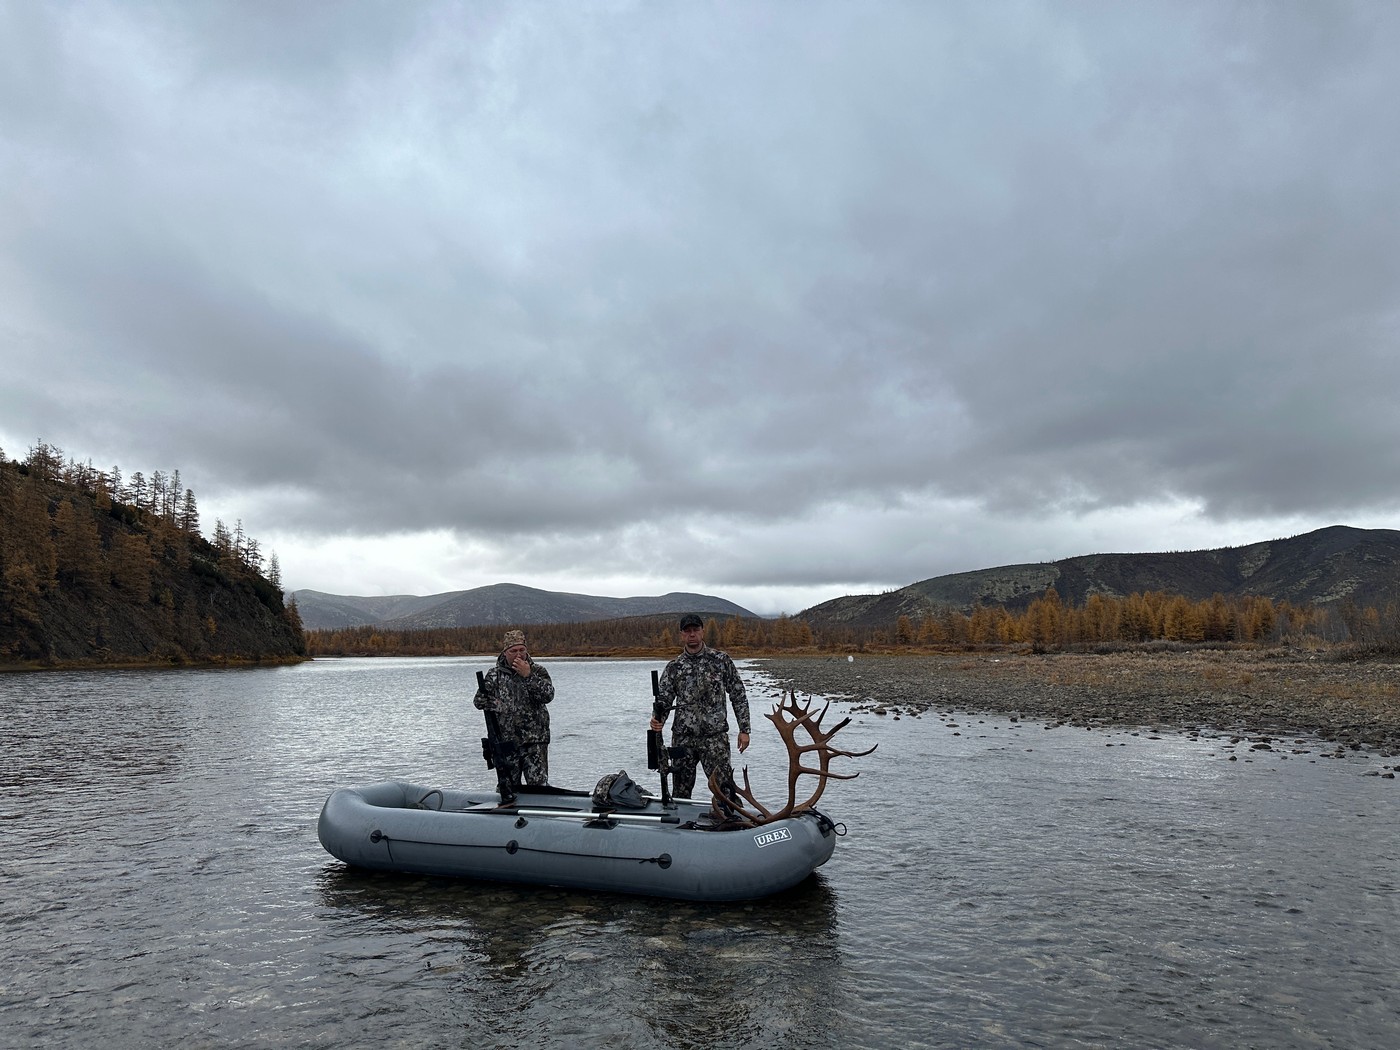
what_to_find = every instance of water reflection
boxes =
[314,866,844,1049]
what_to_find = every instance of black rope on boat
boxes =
[809,807,844,836]
[500,842,674,865]
[369,829,398,864]
[367,831,674,866]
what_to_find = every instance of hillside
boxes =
[802,526,1400,631]
[282,590,451,629]
[289,582,755,631]
[0,446,305,666]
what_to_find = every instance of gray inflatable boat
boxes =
[317,780,839,901]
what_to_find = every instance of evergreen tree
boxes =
[129,472,148,511]
[179,489,200,534]
[242,536,263,574]
[151,470,169,517]
[168,470,182,521]
[212,518,233,556]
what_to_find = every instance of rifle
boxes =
[647,669,673,806]
[477,669,519,805]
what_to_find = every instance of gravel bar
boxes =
[752,650,1400,758]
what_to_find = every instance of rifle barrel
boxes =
[477,668,517,802]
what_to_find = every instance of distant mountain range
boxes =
[291,526,1400,634]
[799,525,1400,630]
[289,582,756,631]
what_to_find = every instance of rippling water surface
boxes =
[2,657,1396,1049]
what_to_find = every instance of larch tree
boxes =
[109,531,155,599]
[53,498,104,592]
[25,442,62,482]
[179,489,200,534]
[128,472,147,511]
[11,483,57,588]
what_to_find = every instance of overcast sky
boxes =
[5,2,1400,615]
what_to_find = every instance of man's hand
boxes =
[649,716,663,731]
[509,654,531,677]
[737,731,750,753]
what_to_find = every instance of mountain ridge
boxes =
[290,582,755,631]
[800,525,1400,630]
[292,526,1400,635]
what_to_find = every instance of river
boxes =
[2,656,1396,1049]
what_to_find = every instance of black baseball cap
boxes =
[679,613,704,630]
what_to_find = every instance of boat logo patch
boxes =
[753,827,792,848]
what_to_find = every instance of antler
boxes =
[711,689,876,826]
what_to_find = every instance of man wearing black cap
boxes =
[649,613,751,801]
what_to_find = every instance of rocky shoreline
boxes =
[751,650,1400,760]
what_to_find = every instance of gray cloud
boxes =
[4,1,1399,613]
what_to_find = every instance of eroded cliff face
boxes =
[13,559,306,665]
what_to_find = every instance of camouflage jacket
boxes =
[653,645,750,741]
[474,653,554,745]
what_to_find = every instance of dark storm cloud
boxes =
[4,1,1399,609]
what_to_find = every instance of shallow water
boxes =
[1,657,1396,1049]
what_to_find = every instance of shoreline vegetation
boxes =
[302,588,1399,658]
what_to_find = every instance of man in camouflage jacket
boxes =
[474,628,555,788]
[649,613,751,800]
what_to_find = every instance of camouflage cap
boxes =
[502,629,526,649]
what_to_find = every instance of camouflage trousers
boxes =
[670,733,735,801]
[509,743,550,789]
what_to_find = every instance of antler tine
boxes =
[772,699,876,754]
[778,722,878,761]
[708,767,765,826]
[759,688,879,819]
[700,686,875,827]
[790,763,864,782]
